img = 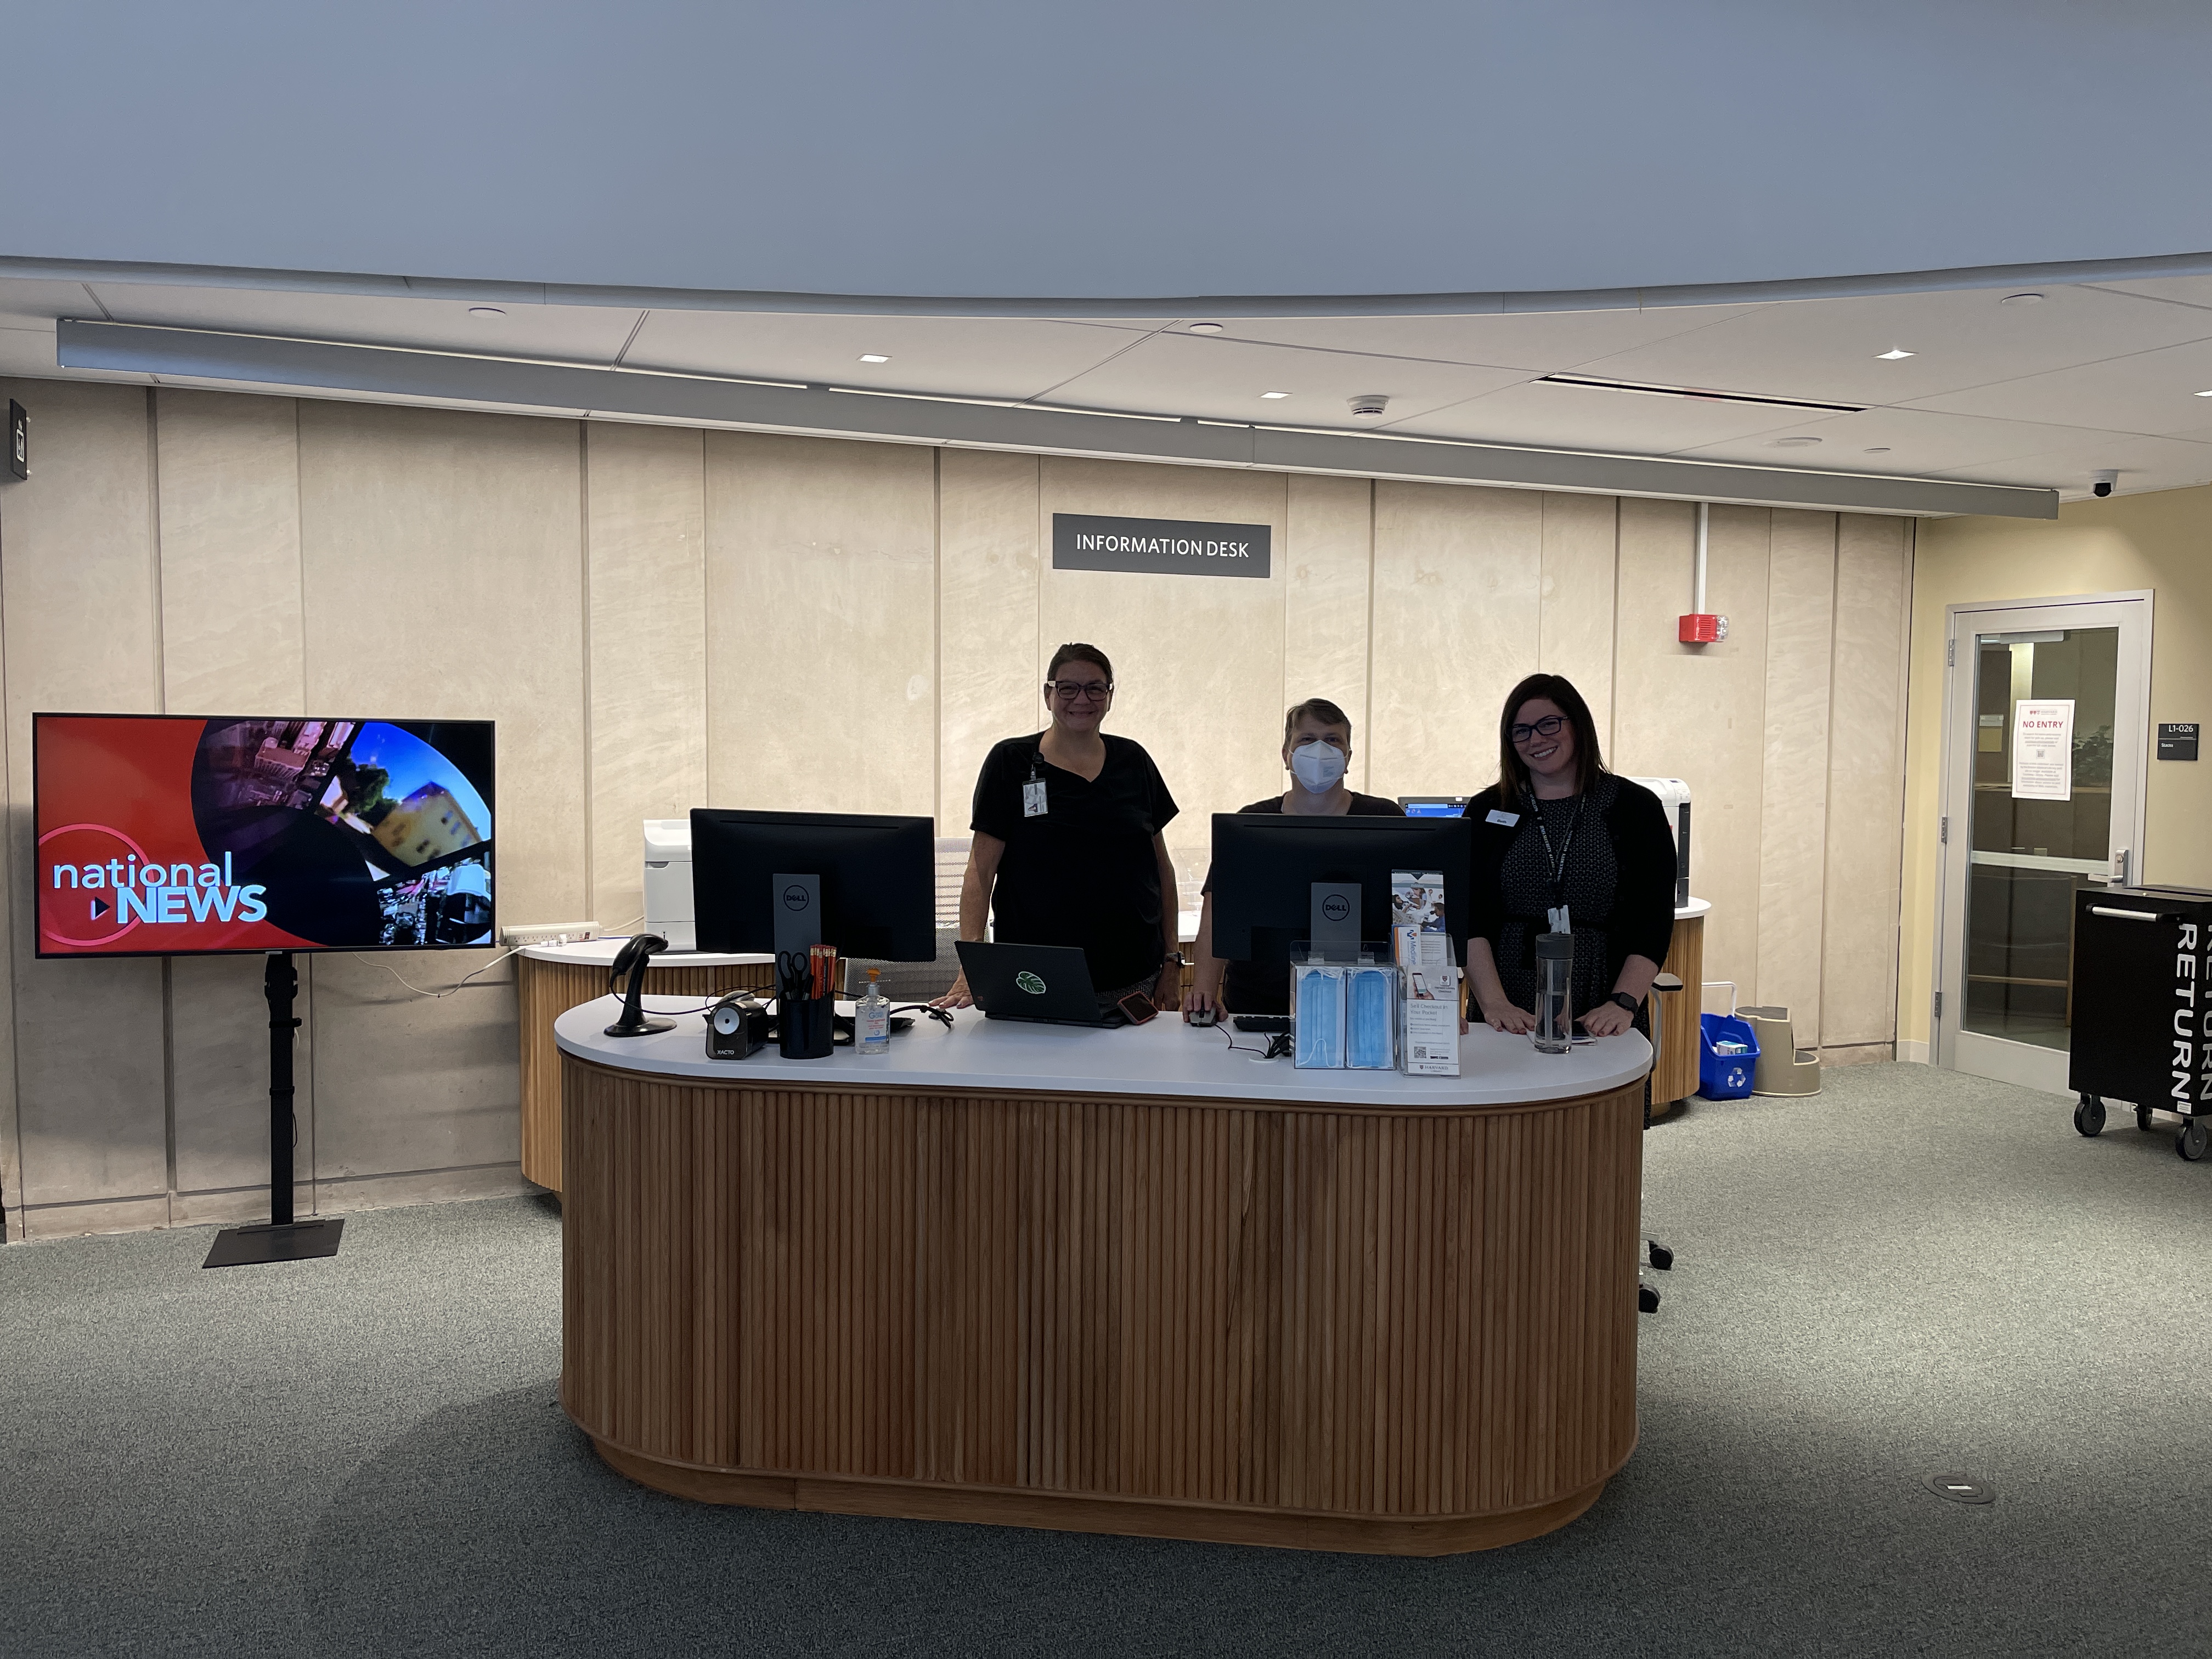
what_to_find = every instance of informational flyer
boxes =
[2011,698,2075,801]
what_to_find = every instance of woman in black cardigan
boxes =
[1464,673,1678,1037]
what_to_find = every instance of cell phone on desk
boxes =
[1116,992,1159,1026]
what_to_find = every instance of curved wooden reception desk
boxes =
[556,1001,1649,1555]
[516,940,772,1191]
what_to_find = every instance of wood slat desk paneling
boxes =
[1651,912,1705,1116]
[560,1057,1643,1554]
[518,956,774,1190]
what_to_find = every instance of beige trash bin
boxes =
[1739,1005,1822,1097]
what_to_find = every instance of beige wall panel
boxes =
[1612,499,1770,1000]
[152,390,312,1204]
[303,955,520,1177]
[297,402,584,1175]
[0,380,170,1213]
[1754,511,1837,1042]
[1538,492,1620,752]
[1823,515,1911,1049]
[1038,459,1289,893]
[154,390,304,714]
[703,433,936,817]
[1369,482,1542,805]
[939,448,1040,827]
[1282,475,1374,788]
[585,421,707,931]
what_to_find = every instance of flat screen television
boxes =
[35,713,496,958]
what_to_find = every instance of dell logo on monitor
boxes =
[781,884,810,911]
[1321,894,1352,923]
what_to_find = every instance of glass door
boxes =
[1937,595,2151,1094]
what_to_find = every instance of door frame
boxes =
[1933,589,2154,1092]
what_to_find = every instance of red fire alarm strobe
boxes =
[1679,613,1728,645]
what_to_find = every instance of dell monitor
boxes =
[689,809,936,961]
[1209,813,1474,964]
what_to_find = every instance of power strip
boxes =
[501,921,601,947]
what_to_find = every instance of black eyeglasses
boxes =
[1046,679,1113,703]
[1510,715,1566,743]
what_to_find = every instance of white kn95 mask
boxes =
[1290,742,1347,793]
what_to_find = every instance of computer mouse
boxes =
[1188,1006,1217,1027]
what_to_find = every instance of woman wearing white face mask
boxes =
[1183,698,1404,1022]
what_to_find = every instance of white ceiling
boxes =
[13,270,2212,503]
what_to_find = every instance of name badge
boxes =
[1023,778,1048,818]
[1547,905,1572,935]
[1485,809,1520,827]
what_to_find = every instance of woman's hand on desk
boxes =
[1579,1000,1635,1037]
[1476,998,1537,1035]
[933,972,977,1011]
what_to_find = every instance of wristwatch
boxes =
[1607,991,1640,1014]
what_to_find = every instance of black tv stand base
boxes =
[202,1217,344,1268]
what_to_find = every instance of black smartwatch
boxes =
[1607,991,1640,1014]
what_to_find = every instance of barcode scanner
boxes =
[605,933,676,1037]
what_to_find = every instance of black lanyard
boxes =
[1525,789,1585,911]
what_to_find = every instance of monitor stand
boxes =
[772,872,822,957]
[201,952,343,1268]
[1308,881,1363,963]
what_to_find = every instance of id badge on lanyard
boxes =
[1023,754,1048,819]
[1529,791,1581,939]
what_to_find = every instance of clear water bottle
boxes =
[1533,932,1573,1054]
[857,968,891,1054]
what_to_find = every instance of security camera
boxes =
[1348,393,1390,417]
[2091,469,2118,498]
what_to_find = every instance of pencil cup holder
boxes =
[779,992,836,1059]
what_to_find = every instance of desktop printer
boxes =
[642,819,695,950]
[1627,777,1692,907]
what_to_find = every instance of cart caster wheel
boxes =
[2138,1107,2157,1132]
[2073,1096,2106,1137]
[1647,1239,1674,1271]
[2179,1120,2209,1163]
[1638,1282,1661,1314]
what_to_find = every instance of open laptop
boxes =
[956,940,1136,1028]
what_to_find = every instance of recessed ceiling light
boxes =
[857,353,890,363]
[1876,348,1915,360]
[2193,388,2212,398]
[2000,292,2045,307]
[1260,390,1290,399]
[467,306,505,318]
[1773,435,1823,447]
[1187,322,1224,334]
[1864,445,1892,453]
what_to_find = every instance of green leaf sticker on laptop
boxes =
[1015,970,1047,995]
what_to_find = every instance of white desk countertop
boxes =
[520,938,772,969]
[556,993,1649,1108]
[1674,896,1712,921]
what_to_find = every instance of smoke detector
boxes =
[1348,393,1390,417]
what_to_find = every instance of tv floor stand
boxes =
[201,951,345,1268]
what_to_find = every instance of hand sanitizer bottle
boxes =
[857,968,891,1054]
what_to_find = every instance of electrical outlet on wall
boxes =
[501,921,600,947]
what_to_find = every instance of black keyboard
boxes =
[1231,1015,1292,1034]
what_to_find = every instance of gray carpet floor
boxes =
[3,1063,2208,1657]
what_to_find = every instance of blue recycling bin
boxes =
[1698,1012,1761,1100]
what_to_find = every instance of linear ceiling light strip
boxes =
[52,320,2055,519]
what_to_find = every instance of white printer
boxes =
[642,819,694,950]
[1627,777,1692,907]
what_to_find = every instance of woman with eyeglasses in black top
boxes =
[937,642,1182,1013]
[1464,673,1676,1040]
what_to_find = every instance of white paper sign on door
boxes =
[2012,698,2075,800]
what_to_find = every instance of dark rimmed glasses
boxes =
[1046,679,1114,704]
[1510,714,1567,744]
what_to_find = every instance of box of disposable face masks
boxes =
[1393,869,1461,1075]
[1345,963,1399,1069]
[1291,964,1346,1069]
